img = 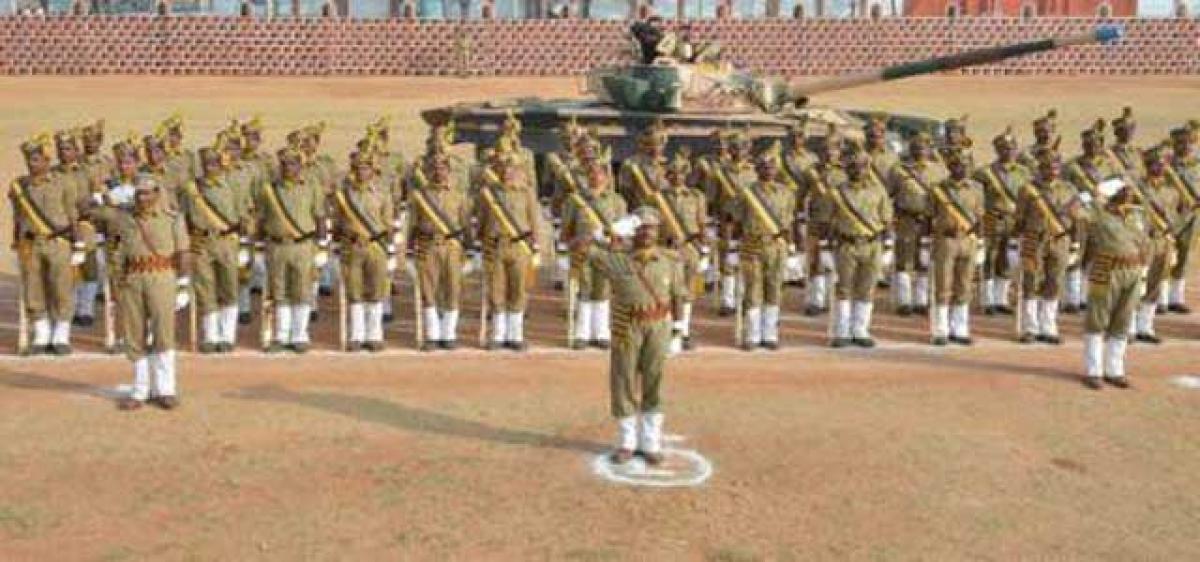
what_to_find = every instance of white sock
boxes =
[833,300,851,339]
[1105,337,1127,378]
[274,304,292,344]
[762,305,780,343]
[423,307,441,342]
[933,305,950,338]
[1022,299,1040,335]
[639,412,665,455]
[574,301,593,342]
[721,275,737,309]
[492,310,508,344]
[203,312,220,345]
[349,303,366,343]
[365,302,383,343]
[220,306,239,345]
[894,272,912,306]
[152,350,177,397]
[1083,333,1103,378]
[852,301,873,339]
[51,320,71,345]
[508,311,524,343]
[130,356,151,401]
[914,275,930,307]
[1041,300,1059,337]
[442,310,459,343]
[744,307,762,345]
[680,302,693,338]
[291,303,312,344]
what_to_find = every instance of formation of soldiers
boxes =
[10,108,1200,401]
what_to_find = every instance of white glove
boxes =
[1097,177,1125,199]
[387,255,398,273]
[786,253,802,273]
[531,250,543,269]
[881,248,895,269]
[1006,240,1020,267]
[108,184,135,207]
[1068,241,1081,267]
[611,215,642,239]
[918,237,932,268]
[668,335,683,357]
[174,277,191,311]
[462,251,478,275]
[725,252,740,268]
[254,247,266,268]
[313,250,329,268]
[974,247,986,266]
[91,192,105,206]
[238,246,251,267]
[819,249,834,271]
[405,259,418,281]
[554,241,568,254]
[70,241,86,266]
[1077,191,1094,207]
[592,227,606,243]
[698,256,711,274]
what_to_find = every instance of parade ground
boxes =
[1,76,1199,560]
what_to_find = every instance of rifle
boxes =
[479,260,489,349]
[260,285,273,352]
[102,254,117,354]
[413,269,424,350]
[337,264,348,352]
[17,269,28,356]
[189,285,198,353]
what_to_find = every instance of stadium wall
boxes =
[0,16,1195,76]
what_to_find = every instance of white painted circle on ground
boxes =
[591,448,713,488]
[1170,375,1200,389]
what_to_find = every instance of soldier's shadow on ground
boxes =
[226,384,607,455]
[0,368,125,401]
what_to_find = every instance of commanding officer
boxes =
[574,206,686,467]
[255,148,328,354]
[1078,179,1145,390]
[1130,146,1181,345]
[927,149,985,346]
[407,152,472,351]
[178,147,251,353]
[800,127,847,317]
[1015,147,1078,344]
[113,175,190,411]
[889,130,948,317]
[1108,107,1145,180]
[1167,126,1199,314]
[658,152,709,350]
[562,161,626,350]
[11,135,80,355]
[820,144,892,348]
[1062,120,1123,313]
[331,151,396,352]
[730,144,796,351]
[1019,109,1059,170]
[477,151,540,352]
[973,127,1031,315]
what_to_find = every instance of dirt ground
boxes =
[1,76,1200,561]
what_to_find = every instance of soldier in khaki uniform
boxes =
[889,131,948,316]
[862,116,900,288]
[113,175,191,411]
[659,152,709,350]
[331,151,396,352]
[927,149,985,346]
[53,130,90,206]
[477,152,540,351]
[80,120,114,192]
[781,121,818,288]
[239,117,274,323]
[1019,109,1059,171]
[75,121,113,326]
[1015,147,1079,344]
[619,122,668,209]
[729,144,796,351]
[159,113,196,184]
[818,145,892,348]
[254,148,329,353]
[1167,126,1199,313]
[140,135,185,210]
[407,153,472,351]
[973,127,1031,315]
[546,123,592,291]
[1062,121,1123,313]
[574,206,686,467]
[1108,108,1145,180]
[1078,180,1145,390]
[938,115,972,162]
[1130,146,1182,344]
[11,136,80,354]
[800,128,847,317]
[178,148,251,353]
[701,130,755,317]
[562,161,626,349]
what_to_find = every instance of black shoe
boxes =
[804,304,822,317]
[1082,377,1103,390]
[852,337,876,348]
[1104,377,1131,389]
[440,340,458,350]
[507,341,527,352]
[1042,335,1063,345]
[1079,302,1088,312]
[1168,303,1191,314]
[949,335,973,346]
[267,343,287,354]
[291,342,311,354]
[238,312,251,325]
[913,305,929,315]
[1155,304,1166,314]
[741,341,757,352]
[896,305,913,317]
[592,339,610,350]
[1062,303,1080,314]
[876,279,891,289]
[347,341,364,352]
[309,310,319,322]
[50,344,72,356]
[318,285,332,297]
[421,341,440,352]
[931,337,948,346]
[983,305,996,316]
[718,306,735,317]
[995,305,1014,315]
[1018,333,1036,344]
[382,313,394,324]
[682,337,695,351]
[570,339,588,350]
[553,281,564,291]
[1135,333,1162,345]
[250,286,263,295]
[72,315,94,327]
[762,340,779,351]
[200,342,219,354]
[830,337,850,348]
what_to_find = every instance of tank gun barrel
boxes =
[767,25,1124,110]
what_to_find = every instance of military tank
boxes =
[421,23,1123,161]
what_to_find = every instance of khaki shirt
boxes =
[1171,154,1200,213]
[930,177,985,236]
[727,180,796,243]
[866,148,900,192]
[1017,143,1054,171]
[1109,144,1145,180]
[1015,179,1077,238]
[477,179,539,242]
[1064,154,1123,196]
[407,181,472,244]
[332,178,394,243]
[891,159,949,218]
[802,163,848,218]
[10,174,78,238]
[817,177,892,239]
[254,178,326,241]
[1136,176,1182,237]
[179,176,251,235]
[659,182,707,248]
[1084,205,1148,259]
[112,207,189,279]
[81,153,113,195]
[562,188,626,240]
[973,160,1030,217]
[587,245,685,317]
[619,154,667,208]
[52,163,91,209]
[166,148,196,185]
